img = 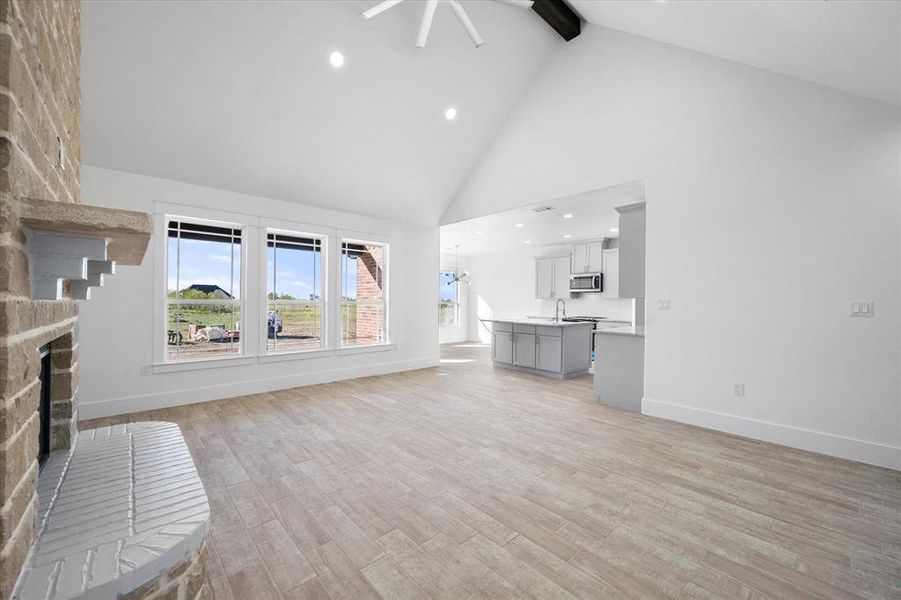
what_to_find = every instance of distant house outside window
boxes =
[340,240,388,346]
[166,219,243,361]
[266,230,325,353]
[439,270,460,327]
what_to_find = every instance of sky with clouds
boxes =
[168,238,355,300]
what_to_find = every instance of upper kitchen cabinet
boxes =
[615,202,646,298]
[535,256,570,299]
[571,240,604,274]
[602,248,619,298]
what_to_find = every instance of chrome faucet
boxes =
[555,298,567,322]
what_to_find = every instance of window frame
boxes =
[338,236,390,349]
[262,226,328,356]
[158,212,249,364]
[438,269,461,329]
[151,207,395,372]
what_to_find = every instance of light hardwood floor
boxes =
[81,343,901,599]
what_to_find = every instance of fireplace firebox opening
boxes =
[38,343,51,468]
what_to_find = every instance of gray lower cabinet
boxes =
[493,331,513,364]
[536,335,562,372]
[486,320,591,378]
[513,333,536,368]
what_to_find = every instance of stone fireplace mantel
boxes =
[15,197,154,301]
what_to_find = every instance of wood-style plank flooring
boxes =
[81,343,901,599]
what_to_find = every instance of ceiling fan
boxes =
[361,0,535,48]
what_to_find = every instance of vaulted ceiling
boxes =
[81,1,562,225]
[82,1,899,227]
[571,0,901,107]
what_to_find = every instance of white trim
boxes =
[78,356,439,420]
[150,355,256,374]
[338,237,390,347]
[156,212,255,364]
[336,343,396,356]
[260,224,328,356]
[258,348,334,363]
[642,397,901,470]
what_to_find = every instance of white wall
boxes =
[78,166,439,419]
[443,26,901,468]
[439,253,469,344]
[466,250,540,343]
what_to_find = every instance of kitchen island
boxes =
[483,318,593,378]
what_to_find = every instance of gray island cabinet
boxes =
[483,319,593,378]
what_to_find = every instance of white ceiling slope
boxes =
[571,0,901,107]
[81,1,561,225]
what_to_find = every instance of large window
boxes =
[439,270,460,327]
[340,240,387,346]
[266,231,324,353]
[166,219,242,361]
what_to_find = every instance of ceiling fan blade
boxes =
[493,0,534,8]
[416,0,439,48]
[361,0,404,20]
[447,0,484,47]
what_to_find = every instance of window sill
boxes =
[147,344,396,373]
[151,355,256,374]
[258,348,332,363]
[336,343,396,356]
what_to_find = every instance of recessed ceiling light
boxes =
[476,230,484,235]
[563,213,573,219]
[610,227,619,232]
[524,240,532,244]
[563,234,571,239]
[445,107,458,120]
[515,223,524,228]
[329,51,345,68]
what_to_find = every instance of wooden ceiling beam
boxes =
[531,0,581,41]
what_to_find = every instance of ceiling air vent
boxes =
[531,206,555,213]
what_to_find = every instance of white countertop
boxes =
[481,317,594,328]
[595,326,645,338]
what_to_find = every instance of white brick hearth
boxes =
[13,422,209,600]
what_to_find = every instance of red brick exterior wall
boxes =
[354,246,385,343]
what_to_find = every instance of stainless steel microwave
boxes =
[570,273,603,293]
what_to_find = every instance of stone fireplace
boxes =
[1,3,206,599]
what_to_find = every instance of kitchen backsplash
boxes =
[539,295,633,321]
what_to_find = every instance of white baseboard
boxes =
[643,397,901,470]
[78,357,440,420]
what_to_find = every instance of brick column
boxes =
[355,246,384,343]
[0,1,82,597]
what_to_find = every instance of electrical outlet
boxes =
[656,299,671,311]
[849,301,874,317]
[140,365,152,376]
[732,382,745,397]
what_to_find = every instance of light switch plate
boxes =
[732,382,745,397]
[656,299,671,311]
[849,301,874,317]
